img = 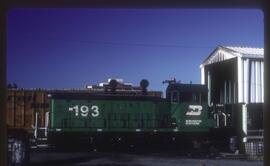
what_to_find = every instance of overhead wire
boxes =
[24,35,215,49]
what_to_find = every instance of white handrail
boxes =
[45,112,49,137]
[214,114,219,127]
[34,112,38,139]
[222,112,227,126]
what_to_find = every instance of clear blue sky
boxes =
[7,9,263,92]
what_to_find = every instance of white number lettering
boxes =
[69,105,79,116]
[80,105,89,117]
[91,105,99,117]
[68,105,99,117]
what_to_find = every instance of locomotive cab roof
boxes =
[166,83,208,93]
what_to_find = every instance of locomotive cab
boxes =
[165,81,214,132]
[166,83,208,104]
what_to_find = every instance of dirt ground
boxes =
[29,148,263,166]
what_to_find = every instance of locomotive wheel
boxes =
[208,145,219,158]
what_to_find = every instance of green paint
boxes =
[49,98,214,134]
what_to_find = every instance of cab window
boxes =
[171,91,179,102]
[192,93,200,103]
[179,92,201,104]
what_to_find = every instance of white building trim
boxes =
[238,56,244,103]
[243,58,249,104]
[200,65,205,85]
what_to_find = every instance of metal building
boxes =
[200,46,264,155]
[200,46,264,105]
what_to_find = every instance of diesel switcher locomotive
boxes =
[47,79,237,151]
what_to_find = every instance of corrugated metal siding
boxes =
[237,58,263,104]
[236,58,263,104]
[250,60,264,103]
[202,46,264,105]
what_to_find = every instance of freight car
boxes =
[6,88,50,165]
[47,79,238,152]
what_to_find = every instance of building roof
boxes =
[223,46,264,58]
[201,45,264,67]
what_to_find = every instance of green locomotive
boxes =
[48,79,234,150]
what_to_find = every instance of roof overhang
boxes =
[200,46,264,68]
